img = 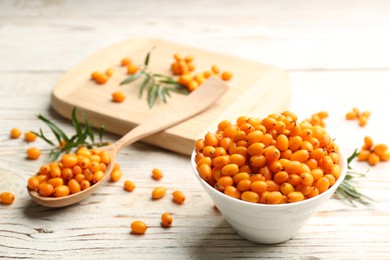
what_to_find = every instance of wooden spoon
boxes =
[28,77,228,207]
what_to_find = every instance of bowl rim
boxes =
[191,149,348,209]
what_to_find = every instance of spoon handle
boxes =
[113,77,228,150]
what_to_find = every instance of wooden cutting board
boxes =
[51,38,291,155]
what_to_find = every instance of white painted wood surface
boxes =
[1,0,390,259]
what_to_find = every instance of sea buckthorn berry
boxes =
[216,176,233,191]
[68,179,81,194]
[152,168,163,180]
[368,153,380,166]
[266,191,283,204]
[92,170,104,183]
[127,64,139,75]
[221,71,233,81]
[374,144,387,156]
[49,162,61,178]
[172,190,186,204]
[280,183,294,195]
[10,128,22,139]
[27,147,41,160]
[38,183,54,197]
[204,132,218,146]
[287,191,304,203]
[237,180,252,192]
[364,136,373,149]
[80,180,91,190]
[99,151,110,165]
[0,192,15,205]
[301,172,314,186]
[274,171,289,184]
[25,131,37,142]
[221,164,239,176]
[121,58,131,66]
[124,180,136,192]
[61,167,74,181]
[199,164,213,180]
[241,191,259,203]
[152,187,167,200]
[225,186,241,199]
[211,65,220,74]
[62,154,78,168]
[233,172,250,183]
[290,149,309,163]
[161,213,173,227]
[47,177,64,188]
[93,72,108,84]
[315,177,330,194]
[250,181,267,194]
[131,221,147,234]
[110,169,122,182]
[105,68,114,77]
[28,176,40,191]
[53,185,70,197]
[112,91,126,103]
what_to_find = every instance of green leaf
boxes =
[147,84,158,108]
[71,107,82,137]
[37,114,69,143]
[83,113,94,144]
[139,75,151,98]
[120,72,143,85]
[166,86,190,95]
[347,148,359,165]
[32,129,55,146]
[144,46,156,66]
[99,125,105,144]
[157,86,166,103]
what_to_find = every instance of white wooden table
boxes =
[1,0,390,259]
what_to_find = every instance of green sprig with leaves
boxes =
[33,107,109,161]
[335,149,373,206]
[120,48,189,108]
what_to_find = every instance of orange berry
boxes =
[152,187,167,200]
[152,168,163,180]
[105,68,114,77]
[172,190,186,204]
[28,176,40,191]
[26,147,40,160]
[0,192,15,205]
[131,220,147,234]
[24,131,37,142]
[10,128,22,139]
[53,185,70,197]
[121,58,132,66]
[221,71,233,81]
[124,180,136,192]
[112,91,126,103]
[110,169,122,182]
[161,213,173,227]
[127,64,138,75]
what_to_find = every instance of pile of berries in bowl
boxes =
[191,111,347,244]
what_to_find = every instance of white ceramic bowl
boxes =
[191,151,347,244]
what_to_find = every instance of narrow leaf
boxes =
[71,107,82,137]
[37,114,69,142]
[144,46,156,66]
[99,125,105,144]
[32,129,55,146]
[83,114,94,143]
[139,75,151,98]
[347,148,359,165]
[157,86,166,103]
[120,72,143,85]
[147,84,158,108]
